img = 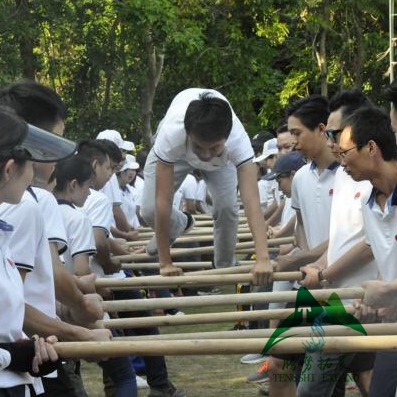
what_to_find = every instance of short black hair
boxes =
[329,89,373,119]
[0,79,67,131]
[382,80,397,108]
[276,123,288,135]
[77,140,109,165]
[135,148,149,169]
[342,106,397,161]
[251,129,275,154]
[286,95,329,130]
[97,139,122,163]
[184,92,233,141]
[0,106,29,170]
[54,155,93,192]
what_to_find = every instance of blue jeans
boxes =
[113,288,170,389]
[99,330,137,397]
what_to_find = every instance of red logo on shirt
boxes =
[329,189,333,196]
[7,258,15,268]
[354,192,361,199]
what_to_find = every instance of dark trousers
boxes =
[113,288,169,389]
[369,351,397,397]
[0,386,25,397]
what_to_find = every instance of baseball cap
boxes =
[264,151,306,180]
[253,138,278,163]
[0,122,76,163]
[96,129,135,151]
[121,154,140,172]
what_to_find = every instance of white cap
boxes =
[121,154,140,172]
[253,138,278,163]
[96,129,135,151]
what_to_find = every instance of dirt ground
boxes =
[81,286,362,396]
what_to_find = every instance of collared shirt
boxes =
[291,161,339,249]
[327,167,377,289]
[362,182,397,281]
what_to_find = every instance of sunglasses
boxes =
[324,128,343,143]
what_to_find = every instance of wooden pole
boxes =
[101,287,363,312]
[126,232,262,247]
[115,323,397,341]
[53,335,397,358]
[95,271,302,290]
[100,305,354,329]
[113,238,290,262]
[121,262,213,270]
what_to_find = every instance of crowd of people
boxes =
[1,77,397,397]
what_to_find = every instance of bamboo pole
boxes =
[183,265,253,275]
[121,262,213,270]
[101,287,363,312]
[95,271,301,290]
[126,232,260,247]
[115,323,397,341]
[54,335,397,359]
[113,238,290,262]
[100,305,355,329]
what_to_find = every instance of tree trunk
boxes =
[140,30,164,147]
[15,0,36,79]
[352,13,364,88]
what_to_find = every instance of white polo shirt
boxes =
[291,161,339,249]
[280,197,295,228]
[32,187,68,254]
[153,88,254,171]
[362,184,397,281]
[120,185,140,229]
[173,174,198,209]
[327,167,377,288]
[83,189,124,279]
[100,174,122,206]
[0,219,33,388]
[57,200,97,274]
[130,175,144,207]
[0,188,56,318]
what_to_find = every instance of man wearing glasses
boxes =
[339,106,397,397]
[299,89,377,397]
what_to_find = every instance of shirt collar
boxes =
[56,198,75,209]
[26,186,38,203]
[310,160,340,171]
[366,183,397,208]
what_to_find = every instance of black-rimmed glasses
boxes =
[324,128,343,143]
[339,146,357,159]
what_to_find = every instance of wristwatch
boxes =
[318,269,332,288]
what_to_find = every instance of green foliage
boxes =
[0,0,392,142]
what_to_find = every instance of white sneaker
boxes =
[136,375,149,389]
[166,310,185,316]
[240,353,268,364]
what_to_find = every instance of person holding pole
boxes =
[141,88,272,285]
[338,106,397,397]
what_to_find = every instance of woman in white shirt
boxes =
[0,108,62,396]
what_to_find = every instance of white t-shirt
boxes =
[153,88,254,171]
[57,200,97,274]
[280,197,295,228]
[362,185,397,282]
[0,189,56,318]
[173,174,198,209]
[100,174,122,206]
[0,219,33,388]
[130,175,145,208]
[32,187,68,254]
[82,189,124,279]
[327,167,377,288]
[120,185,140,229]
[291,162,339,250]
